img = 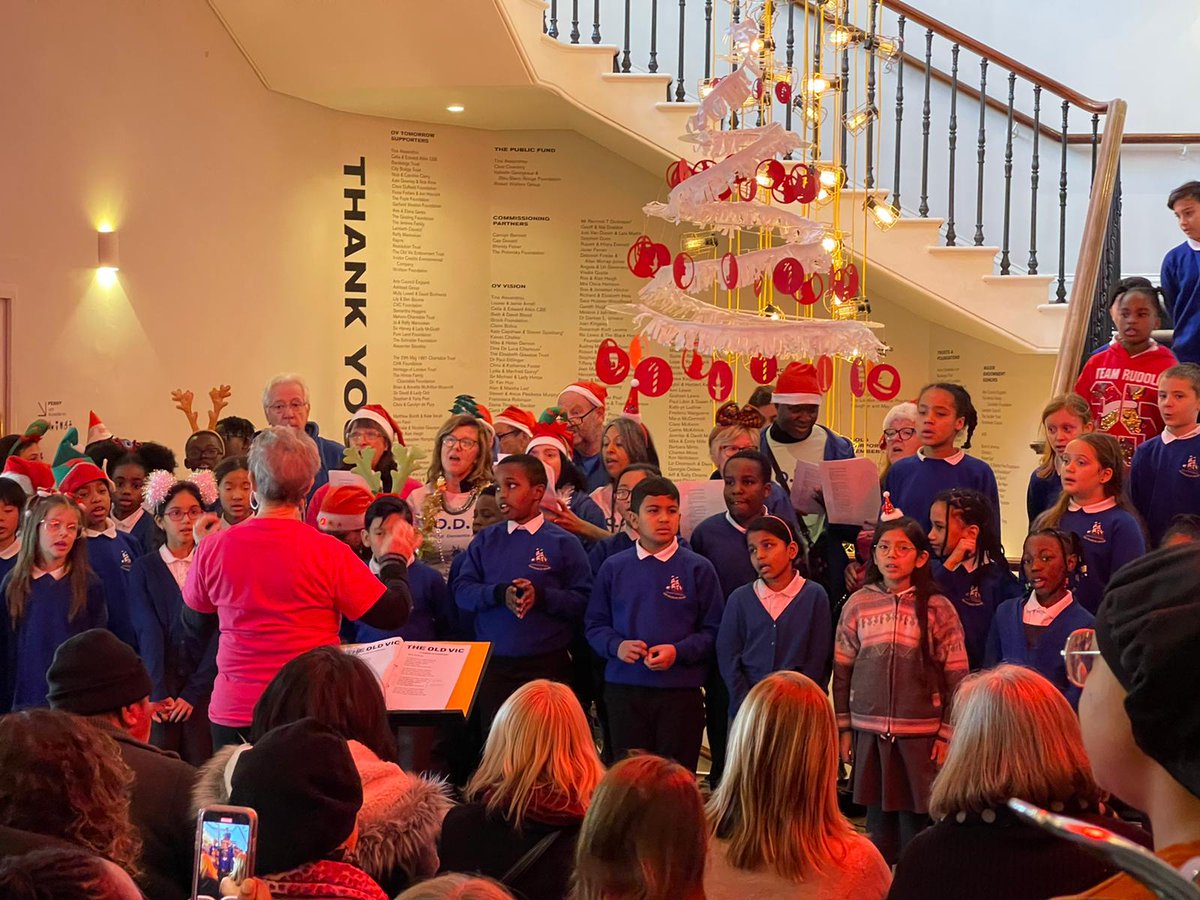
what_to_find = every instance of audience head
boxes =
[184,430,225,471]
[248,426,320,508]
[429,414,494,489]
[881,400,921,464]
[251,645,397,763]
[1167,180,1200,242]
[215,416,257,458]
[214,455,252,525]
[395,873,513,900]
[600,417,659,481]
[747,384,776,424]
[46,629,154,743]
[108,453,148,522]
[557,381,607,457]
[917,382,978,450]
[230,718,363,876]
[7,494,90,626]
[614,463,659,530]
[494,454,548,523]
[0,847,143,900]
[1162,513,1200,549]
[262,373,313,431]
[722,449,771,526]
[0,709,141,875]
[930,665,1099,819]
[466,679,603,827]
[1036,393,1093,479]
[574,755,707,900]
[709,672,854,879]
[472,485,503,534]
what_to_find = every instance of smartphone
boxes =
[191,805,257,900]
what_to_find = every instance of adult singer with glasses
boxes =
[260,373,344,496]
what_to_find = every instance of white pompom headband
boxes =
[143,468,218,511]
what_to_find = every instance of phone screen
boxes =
[194,811,253,899]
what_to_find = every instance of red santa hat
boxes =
[622,386,641,421]
[348,405,404,447]
[0,456,56,497]
[526,421,574,460]
[494,405,536,438]
[316,484,375,534]
[57,459,109,496]
[86,411,113,446]
[559,381,608,409]
[879,491,904,521]
[772,362,823,406]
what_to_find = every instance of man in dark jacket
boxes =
[46,629,196,900]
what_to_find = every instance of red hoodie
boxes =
[1074,339,1177,466]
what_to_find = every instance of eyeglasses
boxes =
[884,427,917,441]
[163,508,204,522]
[614,488,633,500]
[1062,628,1101,688]
[41,520,79,536]
[565,407,599,427]
[267,400,308,414]
[875,541,916,555]
[494,429,522,443]
[442,436,480,451]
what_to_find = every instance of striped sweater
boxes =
[833,582,969,740]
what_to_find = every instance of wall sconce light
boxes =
[865,195,901,230]
[97,227,119,286]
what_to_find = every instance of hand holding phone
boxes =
[192,805,257,900]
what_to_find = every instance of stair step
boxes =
[926,245,1000,259]
[983,275,1056,288]
[654,100,699,112]
[538,34,619,55]
[602,72,673,84]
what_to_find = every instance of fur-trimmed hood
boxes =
[193,740,453,885]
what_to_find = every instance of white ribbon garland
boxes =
[640,242,831,299]
[680,125,809,159]
[662,123,805,211]
[687,58,762,133]
[644,197,826,243]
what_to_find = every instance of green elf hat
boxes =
[51,427,89,484]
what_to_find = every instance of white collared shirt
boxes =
[369,552,416,575]
[114,506,145,534]
[1162,425,1200,445]
[918,448,965,465]
[1187,238,1200,251]
[31,565,67,581]
[1023,590,1075,626]
[0,538,20,561]
[158,544,194,590]
[507,514,545,535]
[1066,497,1117,514]
[636,537,679,562]
[753,572,806,620]
[85,518,118,540]
[725,507,768,534]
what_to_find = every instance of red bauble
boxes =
[626,235,671,278]
[720,253,739,290]
[793,164,818,203]
[749,355,778,384]
[849,359,868,398]
[735,176,758,202]
[634,357,674,397]
[774,81,792,104]
[666,158,693,188]
[708,360,734,402]
[772,257,806,295]
[797,273,825,305]
[832,263,861,300]
[681,348,707,380]
[673,252,695,290]
[816,355,834,392]
[759,159,785,189]
[867,364,901,402]
[594,339,631,385]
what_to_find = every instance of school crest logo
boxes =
[1182,456,1200,479]
[1083,520,1106,544]
[962,585,984,607]
[528,548,551,571]
[663,575,687,601]
[120,550,133,572]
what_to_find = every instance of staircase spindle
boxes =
[945,43,960,246]
[812,5,822,156]
[784,0,795,148]
[675,0,687,101]
[1090,113,1100,182]
[918,28,933,217]
[620,1,631,71]
[730,1,740,129]
[999,71,1016,275]
[548,1,558,38]
[571,0,580,44]
[1056,101,1070,302]
[865,0,878,189]
[839,5,851,171]
[649,0,659,72]
[892,15,906,209]
[1028,84,1041,274]
[591,0,601,44]
[704,0,712,80]
[973,57,988,246]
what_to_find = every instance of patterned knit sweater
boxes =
[833,583,969,740]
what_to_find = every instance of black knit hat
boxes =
[1095,544,1200,799]
[228,718,362,876]
[46,629,153,715]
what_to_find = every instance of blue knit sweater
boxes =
[931,560,1024,671]
[883,453,1001,534]
[86,530,139,650]
[1058,504,1146,613]
[1161,241,1200,364]
[353,559,457,644]
[689,513,758,600]
[1130,433,1200,546]
[984,594,1094,707]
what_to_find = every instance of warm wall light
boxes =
[865,195,901,230]
[97,228,119,272]
[446,104,465,113]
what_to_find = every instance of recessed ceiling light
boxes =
[446,104,465,113]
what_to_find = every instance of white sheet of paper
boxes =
[676,479,727,539]
[327,470,369,490]
[343,638,473,711]
[790,460,824,515]
[819,457,882,526]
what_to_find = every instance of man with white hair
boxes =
[556,380,609,492]
[261,373,344,494]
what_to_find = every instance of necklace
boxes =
[441,484,482,515]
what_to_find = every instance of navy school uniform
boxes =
[1026,469,1063,527]
[116,508,162,557]
[588,530,690,576]
[931,560,1024,671]
[1,569,107,712]
[1161,239,1200,364]
[585,541,724,770]
[353,557,457,644]
[85,525,140,650]
[716,575,832,717]
[1058,500,1146,614]
[1129,430,1200,546]
[565,488,608,549]
[984,592,1094,707]
[883,451,1001,534]
[0,544,20,587]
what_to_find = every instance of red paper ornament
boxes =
[815,355,834,392]
[707,360,734,402]
[774,81,792,104]
[749,355,778,384]
[735,176,758,202]
[681,348,708,380]
[832,263,861,300]
[759,159,785,189]
[693,159,716,172]
[867,364,901,402]
[634,357,674,398]
[720,253,739,290]
[849,359,867,398]
[796,273,825,305]
[665,159,693,188]
[753,274,764,296]
[793,164,819,204]
[673,252,695,290]
[594,339,631,385]
[772,257,806,295]
[626,235,670,278]
[754,78,764,99]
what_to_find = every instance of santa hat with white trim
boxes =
[772,362,823,406]
[347,405,404,447]
[0,456,56,497]
[316,484,375,534]
[494,405,536,438]
[526,421,574,460]
[558,381,608,410]
[87,411,113,446]
[622,385,641,421]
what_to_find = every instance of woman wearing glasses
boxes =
[408,414,496,577]
[879,401,922,479]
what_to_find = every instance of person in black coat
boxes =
[46,629,196,900]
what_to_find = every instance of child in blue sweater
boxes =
[0,479,25,586]
[585,475,724,771]
[58,460,139,649]
[1161,181,1200,364]
[1027,394,1093,527]
[717,515,831,718]
[883,383,1000,535]
[985,528,1092,707]
[1130,364,1200,546]
[587,463,660,574]
[928,489,1023,670]
[1033,434,1146,613]
[1,494,107,712]
[456,454,592,729]
[110,452,161,556]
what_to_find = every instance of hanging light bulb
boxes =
[869,34,901,62]
[865,195,901,230]
[828,24,866,48]
[821,231,842,255]
[844,103,877,134]
[699,78,718,99]
[803,74,842,96]
[763,303,784,321]
[793,93,828,125]
[817,164,845,191]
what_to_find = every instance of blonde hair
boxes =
[707,672,855,881]
[1036,394,1093,479]
[426,414,495,489]
[1034,433,1139,531]
[6,495,91,626]
[396,874,513,900]
[707,424,759,469]
[573,755,707,900]
[466,680,603,828]
[929,665,1099,819]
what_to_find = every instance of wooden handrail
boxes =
[1050,99,1127,396]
